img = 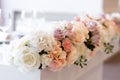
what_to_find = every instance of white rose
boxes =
[20,53,39,68]
[30,31,55,52]
[11,47,40,72]
[19,52,40,71]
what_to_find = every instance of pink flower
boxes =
[91,35,100,46]
[62,38,73,53]
[74,16,80,21]
[85,21,100,46]
[54,28,66,40]
[86,21,97,31]
[66,22,73,30]
[66,30,75,38]
[64,22,75,39]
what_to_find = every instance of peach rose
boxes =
[71,21,89,44]
[49,58,66,71]
[48,44,67,71]
[67,47,77,65]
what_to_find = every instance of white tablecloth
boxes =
[0,65,40,80]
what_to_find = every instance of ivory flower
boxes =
[67,47,77,65]
[11,47,40,72]
[71,21,89,44]
[30,31,55,52]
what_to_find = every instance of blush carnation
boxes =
[66,22,73,30]
[91,35,100,46]
[74,16,80,21]
[62,38,73,53]
[86,21,98,31]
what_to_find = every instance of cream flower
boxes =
[71,21,89,44]
[98,23,112,43]
[20,53,37,67]
[67,47,77,65]
[30,31,55,52]
[40,54,52,69]
[11,47,40,72]
[10,35,31,52]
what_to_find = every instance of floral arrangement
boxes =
[9,14,120,72]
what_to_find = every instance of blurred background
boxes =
[0,0,120,80]
[0,0,120,33]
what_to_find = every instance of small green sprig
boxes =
[74,55,87,68]
[104,43,114,54]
